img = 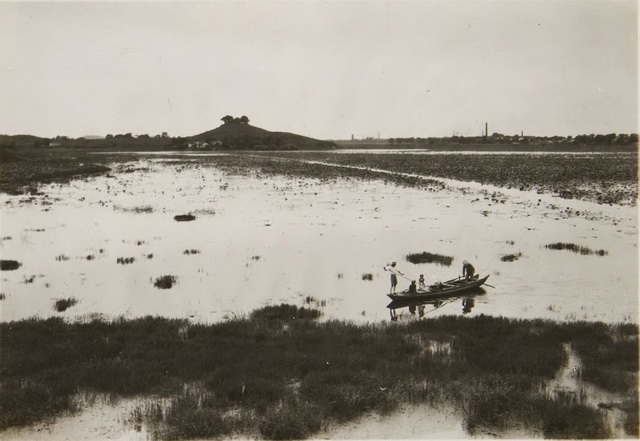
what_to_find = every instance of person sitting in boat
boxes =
[408,280,417,294]
[462,260,476,280]
[418,274,426,290]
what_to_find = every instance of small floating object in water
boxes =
[174,214,196,222]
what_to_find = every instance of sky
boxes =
[0,0,637,140]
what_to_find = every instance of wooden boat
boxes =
[387,275,489,301]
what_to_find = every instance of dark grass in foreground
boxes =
[1,308,637,439]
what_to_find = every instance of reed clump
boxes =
[406,251,454,266]
[153,275,177,289]
[53,297,78,312]
[174,214,196,222]
[545,242,608,256]
[0,260,21,271]
[501,252,522,262]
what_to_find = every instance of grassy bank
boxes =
[1,307,637,439]
[0,147,114,194]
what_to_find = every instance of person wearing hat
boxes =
[462,260,476,280]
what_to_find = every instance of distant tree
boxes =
[239,115,250,124]
[221,115,234,125]
[106,134,113,139]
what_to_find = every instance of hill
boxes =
[190,121,338,150]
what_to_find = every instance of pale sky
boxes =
[0,0,637,140]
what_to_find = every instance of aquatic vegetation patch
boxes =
[259,151,637,206]
[545,242,608,256]
[406,251,454,266]
[174,214,196,222]
[361,273,373,281]
[183,249,200,255]
[55,254,70,261]
[154,275,177,289]
[117,257,136,265]
[250,303,321,321]
[0,260,21,271]
[53,297,78,312]
[114,205,154,213]
[501,252,522,262]
[0,293,5,300]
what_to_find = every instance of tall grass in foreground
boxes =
[0,309,637,439]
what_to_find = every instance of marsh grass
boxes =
[501,252,522,262]
[0,260,21,271]
[0,310,636,439]
[53,297,78,312]
[406,251,454,266]
[545,242,608,256]
[174,214,196,222]
[114,205,154,214]
[361,273,373,281]
[117,257,135,265]
[153,276,177,289]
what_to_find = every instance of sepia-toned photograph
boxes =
[0,1,637,439]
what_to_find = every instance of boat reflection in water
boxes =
[387,289,484,321]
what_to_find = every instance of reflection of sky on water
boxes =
[0,157,637,324]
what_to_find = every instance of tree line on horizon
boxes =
[388,132,638,146]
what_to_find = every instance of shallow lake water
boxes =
[0,153,637,440]
[1,154,637,325]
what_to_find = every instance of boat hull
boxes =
[387,275,489,302]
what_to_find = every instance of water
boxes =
[0,155,637,325]
[0,154,637,439]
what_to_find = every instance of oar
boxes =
[383,267,413,282]
[484,283,496,289]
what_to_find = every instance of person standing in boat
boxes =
[385,262,403,294]
[462,260,476,280]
